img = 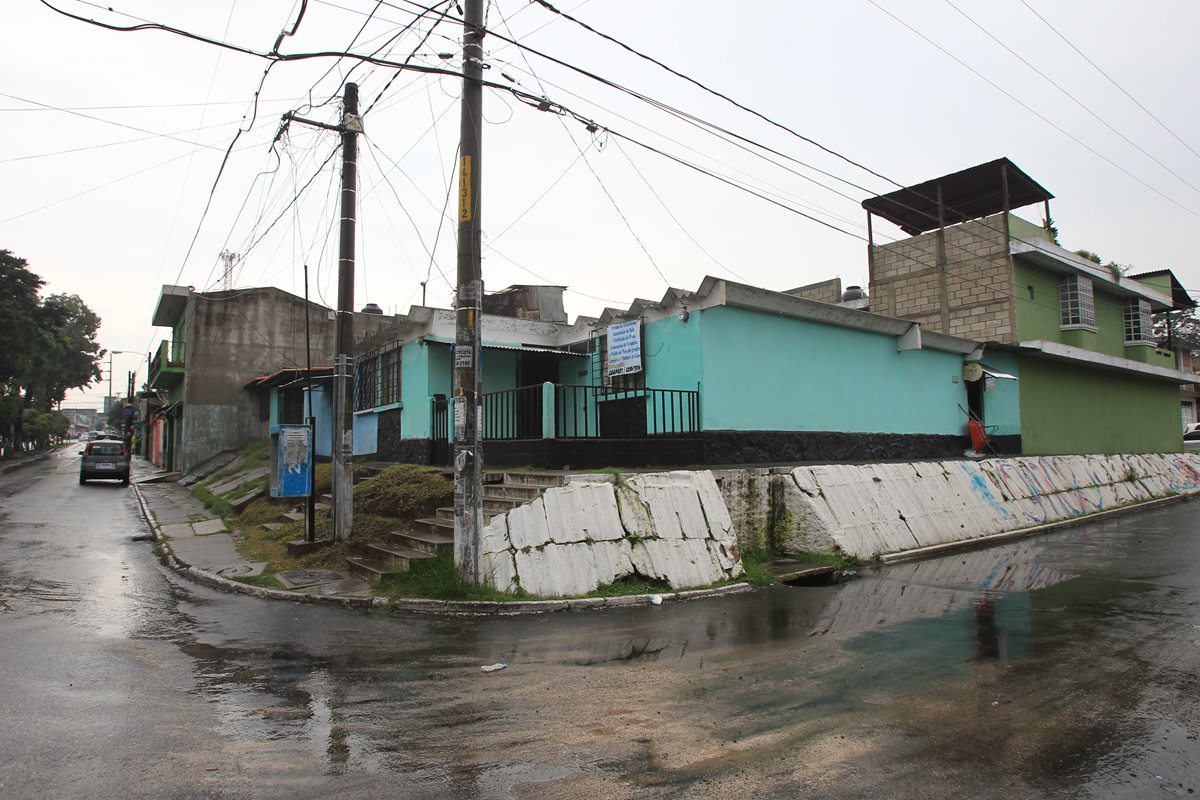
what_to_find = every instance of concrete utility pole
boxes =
[279,86,362,543]
[454,0,485,585]
[331,82,362,543]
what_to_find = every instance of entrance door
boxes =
[516,353,559,438]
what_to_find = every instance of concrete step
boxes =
[279,510,305,524]
[320,493,333,504]
[415,517,454,538]
[764,559,837,585]
[358,542,433,570]
[435,506,503,525]
[484,482,544,501]
[497,471,565,489]
[344,556,392,583]
[390,528,454,554]
[261,521,284,531]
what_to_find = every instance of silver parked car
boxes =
[79,440,130,485]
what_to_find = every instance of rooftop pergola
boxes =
[861,157,1054,242]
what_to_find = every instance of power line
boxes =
[941,0,1200,194]
[865,0,1200,220]
[0,91,226,152]
[0,115,253,164]
[1017,0,1200,167]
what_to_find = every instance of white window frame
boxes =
[1123,298,1155,346]
[1060,274,1096,330]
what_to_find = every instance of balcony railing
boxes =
[148,339,185,389]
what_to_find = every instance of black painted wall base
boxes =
[485,438,703,470]
[700,430,970,465]
[987,434,1022,455]
[370,429,1016,469]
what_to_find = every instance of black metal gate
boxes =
[430,394,451,465]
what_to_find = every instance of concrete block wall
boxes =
[871,214,1015,342]
[477,471,745,597]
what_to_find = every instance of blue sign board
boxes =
[270,424,313,498]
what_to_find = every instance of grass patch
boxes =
[375,548,527,601]
[789,549,863,569]
[193,485,235,518]
[206,442,270,484]
[736,550,781,587]
[230,574,287,590]
[354,465,452,517]
[582,574,672,598]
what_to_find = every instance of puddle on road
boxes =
[32,500,1189,797]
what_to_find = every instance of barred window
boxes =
[380,349,401,405]
[1060,274,1095,328]
[1123,298,1154,344]
[354,355,378,411]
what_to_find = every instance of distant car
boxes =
[79,440,130,485]
[1185,426,1200,453]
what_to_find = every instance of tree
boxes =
[0,250,103,453]
[1156,307,1200,353]
[24,293,103,409]
[0,250,42,387]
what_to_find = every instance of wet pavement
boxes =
[2,447,1199,798]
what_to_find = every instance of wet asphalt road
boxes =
[1,448,1199,799]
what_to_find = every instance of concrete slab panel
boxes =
[169,536,243,569]
[542,481,624,544]
[630,538,725,589]
[213,562,267,578]
[191,519,229,536]
[507,498,551,551]
[160,522,196,540]
[516,540,633,597]
[694,471,734,538]
[481,550,518,594]
[276,569,347,589]
[480,515,511,556]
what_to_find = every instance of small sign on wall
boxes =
[606,320,642,378]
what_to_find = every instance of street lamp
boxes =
[107,350,129,414]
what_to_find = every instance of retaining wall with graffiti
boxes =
[717,453,1200,560]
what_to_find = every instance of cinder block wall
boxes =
[870,213,1015,343]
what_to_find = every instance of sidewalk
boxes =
[129,455,751,614]
[130,455,375,601]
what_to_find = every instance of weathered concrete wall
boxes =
[477,471,744,597]
[474,454,1199,598]
[720,454,1200,560]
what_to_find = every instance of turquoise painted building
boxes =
[343,280,985,468]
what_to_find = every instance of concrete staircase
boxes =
[344,470,566,583]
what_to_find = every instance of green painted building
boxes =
[865,158,1195,455]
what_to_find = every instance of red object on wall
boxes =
[968,418,987,452]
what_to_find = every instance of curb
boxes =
[130,481,753,615]
[880,491,1195,564]
[0,448,59,476]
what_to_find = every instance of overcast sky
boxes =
[4,0,1199,408]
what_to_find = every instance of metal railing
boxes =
[481,385,544,440]
[477,383,700,441]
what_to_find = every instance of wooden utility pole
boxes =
[331,82,362,542]
[454,0,485,584]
